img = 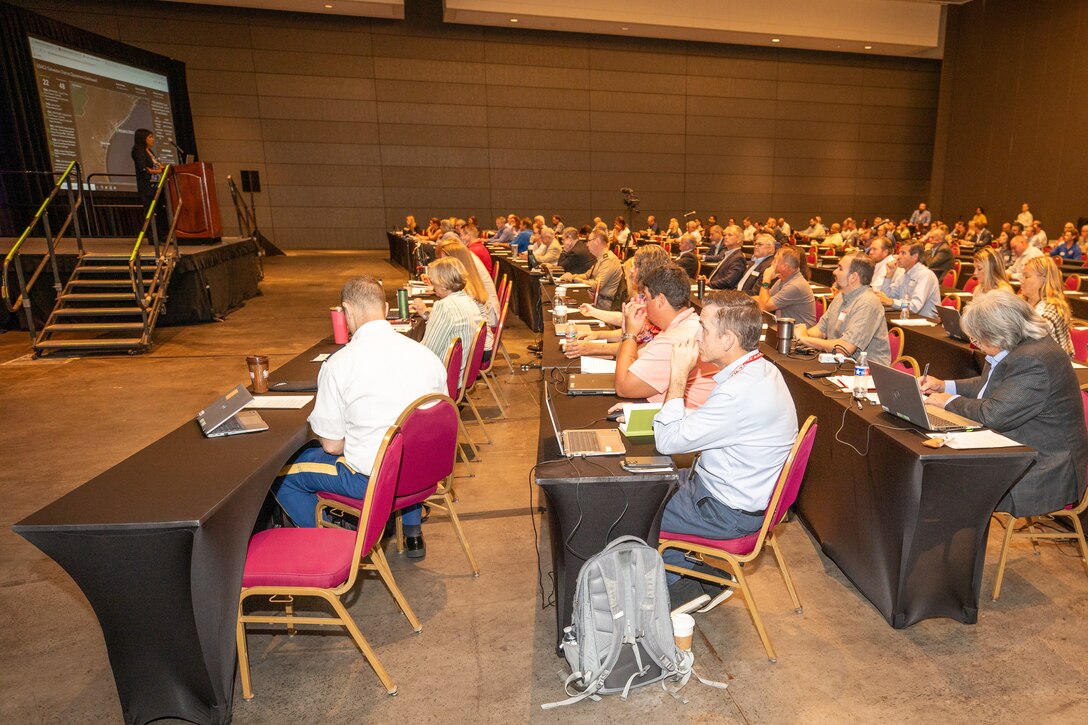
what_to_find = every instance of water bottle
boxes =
[697,275,706,300]
[853,352,869,400]
[899,297,910,319]
[565,321,577,340]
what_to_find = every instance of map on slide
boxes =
[70,83,153,183]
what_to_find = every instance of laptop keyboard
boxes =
[927,410,966,431]
[567,430,601,452]
[214,415,247,435]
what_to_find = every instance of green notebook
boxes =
[618,403,662,437]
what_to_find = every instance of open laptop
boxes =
[566,373,617,395]
[544,383,625,456]
[869,361,982,432]
[935,305,969,342]
[196,384,269,438]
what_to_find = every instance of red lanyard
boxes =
[728,351,764,378]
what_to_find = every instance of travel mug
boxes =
[246,354,270,393]
[330,306,349,344]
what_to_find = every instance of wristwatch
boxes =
[761,282,772,289]
[621,332,637,342]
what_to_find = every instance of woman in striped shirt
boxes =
[411,256,485,370]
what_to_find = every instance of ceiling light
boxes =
[621,27,629,31]
[864,45,872,50]
[771,38,781,43]
[323,3,332,7]
[510,18,518,23]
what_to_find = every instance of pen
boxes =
[921,362,930,386]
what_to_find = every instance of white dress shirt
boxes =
[870,257,891,290]
[653,351,798,512]
[1007,245,1044,276]
[882,263,941,317]
[309,319,447,475]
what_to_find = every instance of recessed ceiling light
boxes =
[771,38,781,43]
[864,45,872,50]
[510,18,518,23]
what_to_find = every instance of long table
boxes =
[13,319,423,724]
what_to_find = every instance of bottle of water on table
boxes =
[853,351,869,400]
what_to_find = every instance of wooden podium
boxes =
[168,162,223,242]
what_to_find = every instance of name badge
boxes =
[838,311,847,322]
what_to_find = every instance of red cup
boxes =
[330,306,349,344]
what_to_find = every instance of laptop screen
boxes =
[542,383,566,456]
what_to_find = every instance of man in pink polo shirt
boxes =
[612,264,720,408]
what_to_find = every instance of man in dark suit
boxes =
[706,225,747,290]
[922,229,954,282]
[737,234,777,295]
[923,290,1088,517]
[554,227,595,274]
[675,234,701,280]
[702,225,726,264]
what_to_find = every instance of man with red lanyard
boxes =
[652,290,799,613]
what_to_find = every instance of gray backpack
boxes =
[542,535,715,709]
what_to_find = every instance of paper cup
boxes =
[671,612,695,651]
[553,304,568,325]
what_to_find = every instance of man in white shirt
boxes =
[867,237,893,289]
[685,220,702,243]
[799,217,826,242]
[877,241,941,317]
[820,222,845,248]
[274,275,447,557]
[1017,203,1034,229]
[1028,220,1048,249]
[1007,234,1043,276]
[653,291,798,612]
[741,216,757,242]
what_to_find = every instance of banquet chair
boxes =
[459,321,493,442]
[1070,328,1088,363]
[658,416,818,663]
[495,277,515,373]
[1065,273,1081,292]
[813,297,825,323]
[964,277,979,293]
[892,355,921,376]
[942,270,958,289]
[236,426,404,699]
[953,259,962,276]
[941,295,961,311]
[888,326,904,361]
[989,391,1088,600]
[491,260,500,283]
[476,295,511,416]
[442,337,479,462]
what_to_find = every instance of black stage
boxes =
[1,236,262,332]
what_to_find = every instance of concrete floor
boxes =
[1,250,1086,724]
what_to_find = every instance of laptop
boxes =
[935,305,969,342]
[544,384,625,456]
[196,384,269,438]
[869,361,982,432]
[566,373,617,395]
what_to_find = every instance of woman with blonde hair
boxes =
[1019,255,1073,356]
[971,246,1013,296]
[436,240,499,329]
[665,217,681,239]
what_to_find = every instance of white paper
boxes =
[581,356,617,374]
[561,282,591,289]
[933,430,1021,450]
[311,354,330,362]
[245,395,314,409]
[1074,362,1087,369]
[391,323,414,332]
[830,375,875,390]
[894,318,937,327]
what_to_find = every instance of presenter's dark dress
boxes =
[132,146,167,236]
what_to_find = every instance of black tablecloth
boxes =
[494,253,545,332]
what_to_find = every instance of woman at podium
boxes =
[131,128,165,234]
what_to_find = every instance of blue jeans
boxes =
[660,469,764,584]
[273,446,421,530]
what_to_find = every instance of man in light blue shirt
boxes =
[909,202,931,230]
[878,241,941,317]
[491,214,516,245]
[653,291,798,613]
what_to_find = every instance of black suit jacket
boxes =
[706,248,747,290]
[557,241,596,275]
[675,250,700,280]
[924,241,954,282]
[947,336,1088,517]
[738,256,774,295]
[702,240,726,264]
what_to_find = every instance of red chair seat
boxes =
[242,528,357,588]
[659,529,759,556]
[318,490,364,509]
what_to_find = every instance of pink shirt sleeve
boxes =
[626,335,674,401]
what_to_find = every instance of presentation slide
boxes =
[29,36,178,190]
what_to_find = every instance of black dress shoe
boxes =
[405,535,426,560]
[527,341,543,352]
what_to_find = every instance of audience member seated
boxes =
[491,214,516,245]
[675,234,701,280]
[972,246,1014,296]
[423,216,442,241]
[403,215,420,235]
[922,290,1088,518]
[737,235,776,295]
[436,240,499,330]
[795,253,891,365]
[1078,224,1088,256]
[608,265,719,408]
[819,223,844,249]
[611,215,632,248]
[1049,230,1083,262]
[702,225,726,263]
[798,217,826,242]
[511,217,533,254]
[1028,220,1048,250]
[741,216,757,242]
[756,246,817,326]
[685,220,703,243]
[531,226,563,265]
[411,257,483,370]
[706,225,746,290]
[460,223,492,274]
[551,214,564,234]
[558,229,623,310]
[665,217,682,239]
[273,275,447,558]
[644,215,660,234]
[867,237,894,289]
[1006,234,1043,276]
[923,228,954,280]
[1020,256,1074,356]
[653,291,799,611]
[877,242,941,317]
[554,227,595,274]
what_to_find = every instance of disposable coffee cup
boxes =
[555,285,567,299]
[330,306,350,344]
[554,304,568,325]
[246,354,270,394]
[671,612,695,651]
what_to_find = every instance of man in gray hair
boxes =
[922,289,1087,518]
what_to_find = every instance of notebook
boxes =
[869,361,981,432]
[197,384,269,438]
[543,384,625,457]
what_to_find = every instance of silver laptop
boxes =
[869,362,981,432]
[935,305,969,342]
[544,384,625,456]
[566,373,617,395]
[196,384,269,438]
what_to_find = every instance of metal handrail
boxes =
[226,175,256,237]
[2,161,84,340]
[128,164,182,313]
